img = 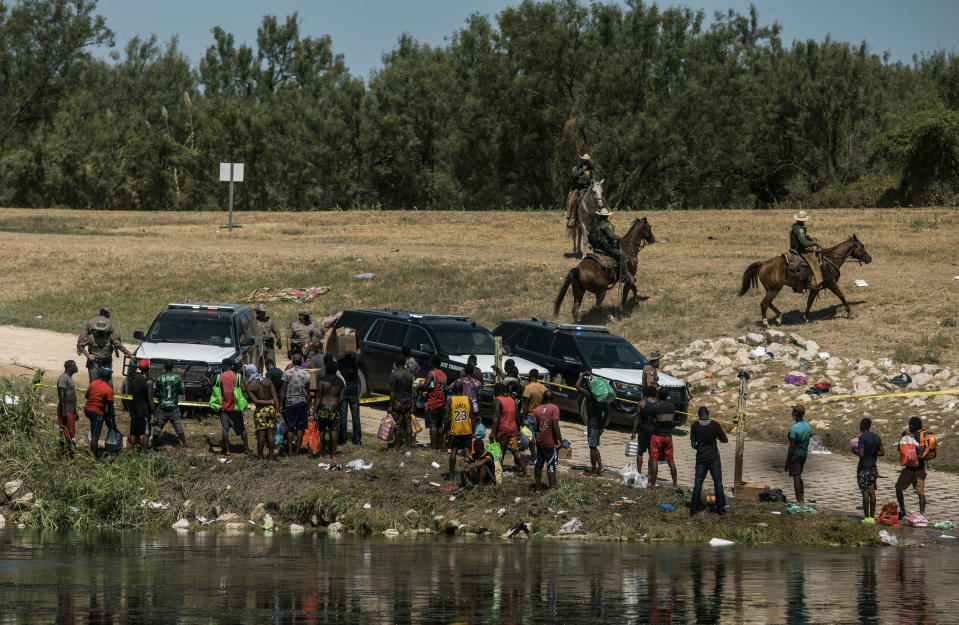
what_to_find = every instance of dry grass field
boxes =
[0,207,956,370]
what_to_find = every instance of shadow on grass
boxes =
[769,300,868,326]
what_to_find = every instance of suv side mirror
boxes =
[240,337,255,347]
[562,355,580,365]
[420,344,434,354]
[133,330,146,341]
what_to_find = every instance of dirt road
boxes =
[3,323,955,521]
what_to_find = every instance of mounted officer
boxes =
[789,210,822,290]
[588,206,632,285]
[565,154,595,228]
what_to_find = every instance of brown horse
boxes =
[553,217,655,320]
[738,234,872,326]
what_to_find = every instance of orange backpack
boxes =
[917,430,937,461]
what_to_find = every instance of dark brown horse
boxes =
[738,234,872,326]
[553,217,655,320]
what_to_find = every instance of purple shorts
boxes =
[284,402,309,432]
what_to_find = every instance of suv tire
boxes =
[578,397,589,427]
[358,370,369,398]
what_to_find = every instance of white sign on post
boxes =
[219,162,244,231]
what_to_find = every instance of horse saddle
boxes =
[782,250,819,292]
[586,252,617,282]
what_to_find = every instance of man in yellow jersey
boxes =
[444,380,474,481]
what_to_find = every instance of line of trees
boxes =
[2,0,959,211]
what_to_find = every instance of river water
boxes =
[0,528,952,624]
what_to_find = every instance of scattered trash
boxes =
[35,315,43,319]
[69,506,79,513]
[195,515,215,526]
[933,521,957,530]
[428,482,442,488]
[248,520,256,526]
[448,496,456,502]
[346,459,373,471]
[807,435,831,455]
[902,512,929,528]
[940,534,957,539]
[218,458,227,463]
[555,510,568,517]
[430,462,441,469]
[505,522,530,538]
[878,529,898,546]
[363,503,372,510]
[784,374,806,386]
[771,511,782,515]
[139,500,169,510]
[758,489,787,503]
[805,381,832,396]
[353,273,375,280]
[4,395,19,406]
[854,279,868,287]
[399,462,405,468]
[660,504,676,512]
[817,352,830,360]
[709,538,734,547]
[633,474,650,488]
[558,517,583,534]
[890,373,912,387]
[404,451,412,457]
[619,464,639,486]
[497,508,506,517]
[786,504,818,514]
[242,286,330,303]
[749,346,767,359]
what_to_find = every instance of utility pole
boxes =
[734,370,750,488]
[494,337,503,384]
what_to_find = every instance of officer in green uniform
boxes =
[286,309,325,359]
[255,304,282,368]
[77,317,134,384]
[588,206,632,284]
[566,154,595,226]
[789,210,822,289]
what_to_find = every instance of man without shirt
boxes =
[128,359,155,451]
[57,360,79,447]
[315,361,345,457]
[244,364,280,461]
[854,417,885,521]
[281,351,311,457]
[389,355,415,448]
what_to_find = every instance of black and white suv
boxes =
[125,302,264,402]
[492,320,690,426]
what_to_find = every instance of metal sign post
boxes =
[219,162,244,232]
[734,370,750,487]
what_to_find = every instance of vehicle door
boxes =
[547,333,582,413]
[362,319,408,392]
[236,312,259,367]
[405,324,436,377]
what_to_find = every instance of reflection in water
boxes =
[0,528,957,624]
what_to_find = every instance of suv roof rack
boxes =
[168,302,237,311]
[556,323,610,333]
[364,309,469,321]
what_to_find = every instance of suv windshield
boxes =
[146,315,235,347]
[579,337,647,369]
[432,325,496,355]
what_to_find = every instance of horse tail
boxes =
[738,262,762,296]
[554,267,579,315]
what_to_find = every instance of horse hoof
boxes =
[774,317,782,326]
[761,319,769,328]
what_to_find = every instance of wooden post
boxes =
[734,372,748,488]
[494,337,503,384]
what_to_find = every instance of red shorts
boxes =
[649,435,673,462]
[58,409,77,438]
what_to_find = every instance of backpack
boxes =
[899,435,919,468]
[917,430,937,461]
[587,376,616,403]
[876,501,899,528]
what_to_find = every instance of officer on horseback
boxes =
[566,154,595,228]
[790,210,822,290]
[588,206,632,285]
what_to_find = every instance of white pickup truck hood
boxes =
[448,354,544,377]
[134,342,236,365]
[592,367,685,388]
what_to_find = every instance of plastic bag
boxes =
[877,501,899,528]
[902,512,929,528]
[104,428,123,453]
[587,377,616,403]
[619,464,638,485]
[899,435,919,468]
[487,441,503,463]
[633,474,649,488]
[558,517,583,534]
[625,440,639,457]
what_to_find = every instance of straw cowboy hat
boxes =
[579,153,593,163]
[596,206,612,217]
[794,210,810,221]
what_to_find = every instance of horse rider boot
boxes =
[790,210,822,290]
[589,206,632,285]
[566,154,595,227]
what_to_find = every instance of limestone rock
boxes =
[4,480,23,497]
[717,367,735,377]
[687,370,707,383]
[0,514,5,527]
[327,522,344,533]
[289,523,305,533]
[262,514,274,527]
[383,528,400,537]
[11,492,34,510]
[171,518,190,529]
[223,522,247,533]
[825,369,842,378]
[250,503,268,523]
[764,329,786,344]
[788,333,806,347]
[744,333,764,346]
[803,339,820,354]
[216,512,240,523]
[856,359,875,371]
[906,365,922,375]
[826,357,843,369]
[912,373,932,387]
[797,349,816,362]
[921,364,936,374]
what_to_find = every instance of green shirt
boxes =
[590,219,620,252]
[790,222,816,252]
[570,164,594,189]
[154,372,184,410]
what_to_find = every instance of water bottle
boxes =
[274,422,283,446]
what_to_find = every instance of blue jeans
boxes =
[690,457,726,515]
[339,394,361,444]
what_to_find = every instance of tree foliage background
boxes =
[2,0,959,210]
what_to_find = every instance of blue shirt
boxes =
[789,420,812,458]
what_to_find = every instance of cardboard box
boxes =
[306,368,323,391]
[558,448,572,459]
[330,328,358,358]
[734,481,770,500]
